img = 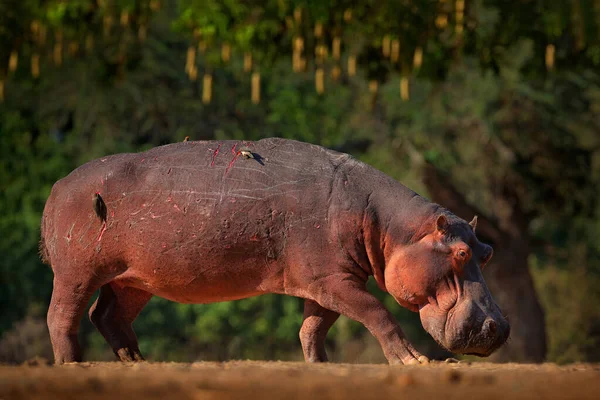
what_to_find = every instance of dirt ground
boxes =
[0,360,598,400]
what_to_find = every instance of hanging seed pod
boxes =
[244,52,252,72]
[120,10,129,27]
[413,47,423,69]
[332,37,341,60]
[369,80,378,93]
[198,40,207,54]
[400,76,409,101]
[391,39,400,63]
[545,44,555,70]
[343,9,352,22]
[293,53,307,72]
[103,15,113,37]
[85,34,94,52]
[294,7,302,24]
[54,42,63,66]
[331,65,341,81]
[455,0,465,34]
[8,51,18,72]
[251,72,260,104]
[221,43,231,63]
[348,55,356,77]
[315,45,326,64]
[68,41,79,56]
[314,22,323,38]
[315,68,324,94]
[382,35,391,58]
[31,53,40,78]
[138,24,147,41]
[189,65,198,81]
[202,74,212,104]
[436,14,448,29]
[294,37,304,52]
[186,46,196,74]
[31,20,39,35]
[54,31,63,66]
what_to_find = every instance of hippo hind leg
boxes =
[89,283,152,362]
[47,274,103,364]
[300,299,340,362]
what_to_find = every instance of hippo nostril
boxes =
[487,320,497,335]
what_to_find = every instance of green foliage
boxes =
[0,0,599,364]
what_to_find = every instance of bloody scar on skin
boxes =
[210,144,222,167]
[97,221,107,242]
[226,151,241,174]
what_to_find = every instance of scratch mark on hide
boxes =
[65,223,75,243]
[225,151,241,174]
[211,144,222,167]
[97,221,107,242]
[231,143,237,154]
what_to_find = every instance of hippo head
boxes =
[384,213,510,357]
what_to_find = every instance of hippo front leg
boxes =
[308,275,429,365]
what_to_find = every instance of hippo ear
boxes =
[469,215,478,233]
[436,215,449,234]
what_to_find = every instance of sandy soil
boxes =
[0,360,598,400]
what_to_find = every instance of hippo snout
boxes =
[446,308,510,357]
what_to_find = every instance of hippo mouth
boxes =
[418,272,510,357]
[440,303,510,357]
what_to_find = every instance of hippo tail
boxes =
[39,213,51,265]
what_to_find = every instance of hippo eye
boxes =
[454,247,472,267]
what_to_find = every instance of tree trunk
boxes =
[422,163,547,362]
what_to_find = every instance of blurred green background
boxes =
[1,0,599,365]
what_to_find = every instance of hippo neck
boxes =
[357,170,444,292]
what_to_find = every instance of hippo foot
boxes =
[392,354,430,366]
[116,348,145,363]
[404,356,430,365]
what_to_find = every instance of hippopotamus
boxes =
[40,138,509,365]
